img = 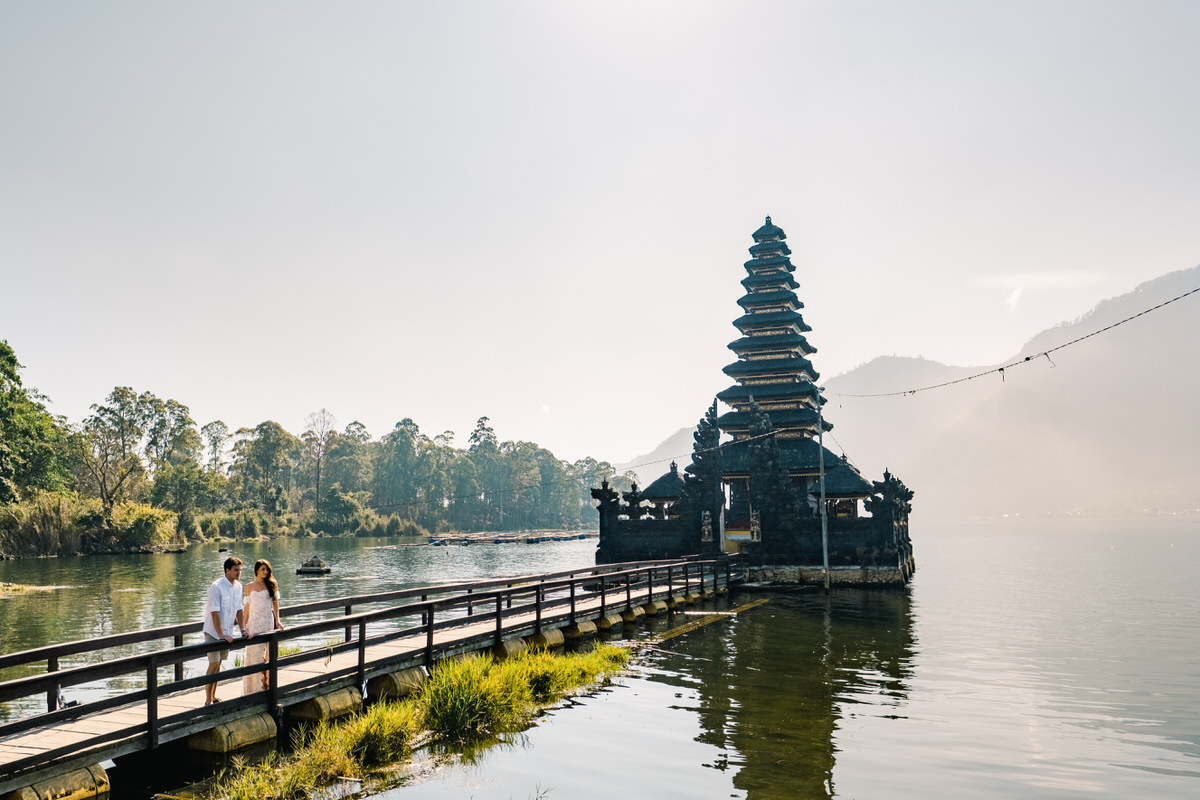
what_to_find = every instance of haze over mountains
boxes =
[619,267,1200,518]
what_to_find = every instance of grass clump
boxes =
[209,643,629,799]
[341,698,423,766]
[422,654,533,741]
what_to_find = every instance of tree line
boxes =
[0,340,634,557]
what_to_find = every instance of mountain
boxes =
[823,266,1200,517]
[634,266,1200,517]
[615,426,694,486]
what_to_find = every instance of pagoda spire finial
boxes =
[765,215,772,225]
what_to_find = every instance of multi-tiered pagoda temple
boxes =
[593,217,914,585]
[716,217,875,547]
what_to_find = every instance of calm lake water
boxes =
[2,518,1198,798]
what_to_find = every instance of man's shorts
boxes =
[205,633,230,664]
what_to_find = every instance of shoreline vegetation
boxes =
[209,644,630,800]
[1,338,636,561]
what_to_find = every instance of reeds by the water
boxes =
[213,643,629,800]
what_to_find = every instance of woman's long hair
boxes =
[253,559,279,600]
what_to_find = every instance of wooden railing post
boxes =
[357,620,367,692]
[467,588,473,616]
[344,604,353,643]
[146,653,159,749]
[424,605,435,669]
[569,579,577,625]
[599,575,607,618]
[173,634,184,682]
[46,655,58,712]
[535,583,543,634]
[268,635,279,710]
[494,594,503,646]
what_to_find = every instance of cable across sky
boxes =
[827,285,1200,399]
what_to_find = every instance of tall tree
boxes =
[0,340,70,501]
[143,397,201,470]
[200,420,230,472]
[71,410,145,520]
[370,420,421,516]
[235,421,302,514]
[326,421,373,495]
[302,408,337,512]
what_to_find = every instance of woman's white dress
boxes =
[242,589,278,695]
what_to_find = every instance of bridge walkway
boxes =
[0,556,740,794]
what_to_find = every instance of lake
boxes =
[2,517,1198,798]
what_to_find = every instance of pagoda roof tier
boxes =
[744,255,795,272]
[748,239,792,257]
[717,381,822,404]
[728,332,816,356]
[812,462,875,496]
[737,290,803,310]
[732,309,812,334]
[751,216,787,242]
[741,273,799,292]
[716,440,872,495]
[641,462,685,501]
[722,356,816,379]
[717,407,829,433]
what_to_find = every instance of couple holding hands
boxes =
[201,556,286,704]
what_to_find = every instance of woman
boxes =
[242,559,284,694]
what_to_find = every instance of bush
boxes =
[110,503,175,547]
[0,491,99,556]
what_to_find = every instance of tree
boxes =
[149,460,211,533]
[468,417,498,453]
[200,420,230,472]
[371,421,421,515]
[89,387,146,462]
[302,408,337,512]
[71,412,145,521]
[143,397,201,471]
[326,422,373,495]
[0,340,70,502]
[234,421,302,514]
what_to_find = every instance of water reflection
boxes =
[641,590,914,799]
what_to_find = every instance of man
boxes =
[202,556,248,705]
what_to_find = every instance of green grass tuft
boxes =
[209,642,629,799]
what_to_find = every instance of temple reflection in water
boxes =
[640,590,915,799]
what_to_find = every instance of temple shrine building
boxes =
[593,217,914,585]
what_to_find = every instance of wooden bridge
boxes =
[0,556,742,795]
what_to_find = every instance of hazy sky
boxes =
[3,1,1199,464]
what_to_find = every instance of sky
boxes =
[3,1,1199,465]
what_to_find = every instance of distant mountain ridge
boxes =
[625,266,1200,517]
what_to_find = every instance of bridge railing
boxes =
[0,556,743,781]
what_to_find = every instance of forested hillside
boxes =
[1,341,632,557]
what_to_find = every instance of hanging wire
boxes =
[828,285,1200,398]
